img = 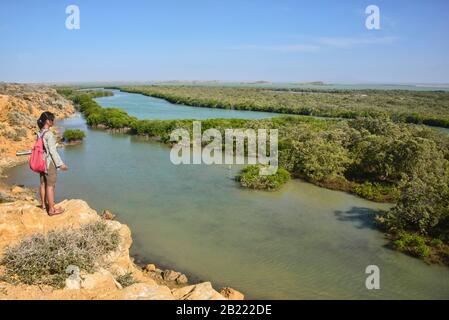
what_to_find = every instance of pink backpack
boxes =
[29,131,47,173]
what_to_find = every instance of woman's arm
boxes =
[45,131,64,168]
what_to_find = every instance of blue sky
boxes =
[1,0,448,83]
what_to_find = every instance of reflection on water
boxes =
[6,114,449,299]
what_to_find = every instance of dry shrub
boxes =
[0,221,120,288]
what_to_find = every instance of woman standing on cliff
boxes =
[37,111,68,216]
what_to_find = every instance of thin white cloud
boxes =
[230,43,319,52]
[231,36,397,53]
[267,44,320,52]
[317,36,397,47]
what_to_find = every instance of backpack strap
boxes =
[38,129,49,139]
[40,129,49,152]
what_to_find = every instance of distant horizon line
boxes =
[2,80,449,87]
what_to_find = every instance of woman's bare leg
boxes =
[46,184,64,215]
[46,185,55,212]
[39,180,46,209]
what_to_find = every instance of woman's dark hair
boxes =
[37,111,55,130]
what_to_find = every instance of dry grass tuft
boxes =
[0,221,120,288]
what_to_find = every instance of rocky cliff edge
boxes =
[0,199,243,300]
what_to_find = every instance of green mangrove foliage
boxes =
[238,165,291,191]
[393,232,432,259]
[56,87,114,100]
[58,88,449,264]
[116,85,449,128]
[73,94,137,129]
[63,129,85,142]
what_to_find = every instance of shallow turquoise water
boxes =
[95,89,280,120]
[6,91,449,299]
